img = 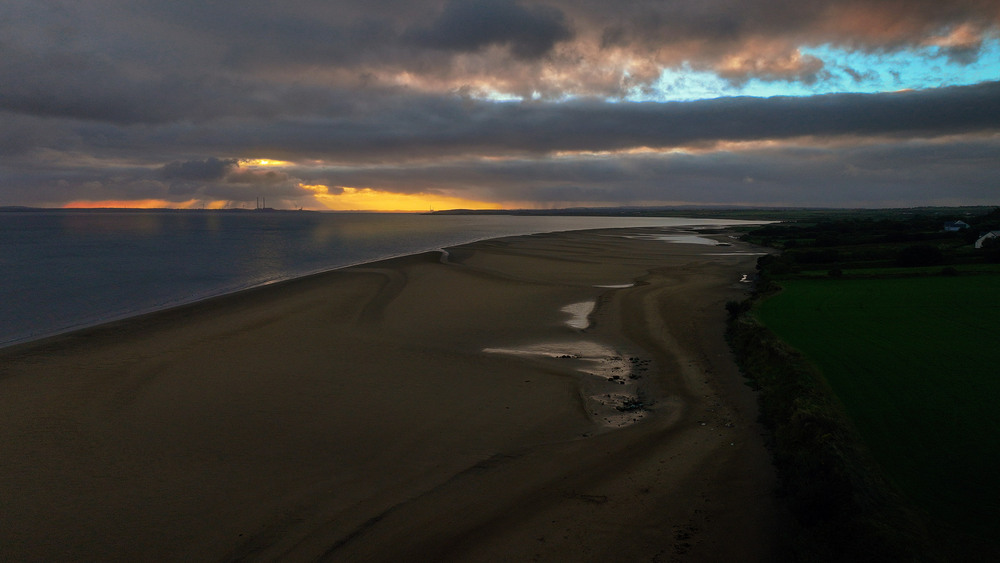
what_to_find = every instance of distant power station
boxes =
[255,197,273,211]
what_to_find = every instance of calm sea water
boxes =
[0,211,754,347]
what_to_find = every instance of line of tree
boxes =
[743,207,1000,276]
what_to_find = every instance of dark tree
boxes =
[897,244,944,267]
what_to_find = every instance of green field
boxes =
[755,274,1000,539]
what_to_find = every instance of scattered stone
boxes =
[616,397,645,412]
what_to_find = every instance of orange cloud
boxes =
[716,41,826,84]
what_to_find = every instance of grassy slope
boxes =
[755,275,1000,540]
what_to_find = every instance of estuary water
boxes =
[0,211,753,347]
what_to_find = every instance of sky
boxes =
[1,1,999,211]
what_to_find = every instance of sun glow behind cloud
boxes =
[300,184,501,212]
[241,158,294,167]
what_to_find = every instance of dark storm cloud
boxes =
[4,129,997,208]
[0,156,306,207]
[0,46,363,125]
[3,0,998,124]
[201,179,310,203]
[226,169,293,185]
[1,0,999,208]
[7,1,996,105]
[297,134,1000,207]
[406,0,573,59]
[5,78,999,168]
[87,80,995,162]
[2,77,996,207]
[160,158,237,181]
[556,0,999,51]
[155,158,302,201]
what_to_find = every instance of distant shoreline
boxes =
[427,204,999,221]
[4,204,996,219]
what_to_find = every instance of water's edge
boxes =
[0,213,762,349]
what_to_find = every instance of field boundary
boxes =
[726,308,926,561]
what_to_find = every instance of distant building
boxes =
[975,231,1000,248]
[943,220,970,232]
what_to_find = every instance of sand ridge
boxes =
[0,226,787,561]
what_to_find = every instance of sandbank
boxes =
[0,227,787,561]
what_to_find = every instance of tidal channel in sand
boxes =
[0,226,785,561]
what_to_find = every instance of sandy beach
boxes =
[0,227,788,561]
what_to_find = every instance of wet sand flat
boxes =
[0,227,787,561]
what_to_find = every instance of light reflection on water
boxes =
[616,231,722,245]
[561,301,595,330]
[483,340,649,428]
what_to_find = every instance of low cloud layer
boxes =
[1,1,998,209]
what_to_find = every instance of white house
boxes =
[975,231,1000,248]
[943,220,970,232]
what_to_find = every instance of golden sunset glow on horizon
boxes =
[300,184,502,212]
